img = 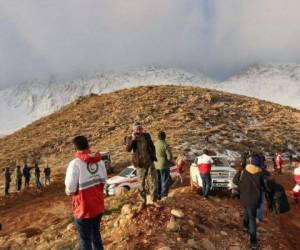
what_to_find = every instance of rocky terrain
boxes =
[0,85,300,249]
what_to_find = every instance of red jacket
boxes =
[65,150,107,219]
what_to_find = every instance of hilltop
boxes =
[0,85,300,172]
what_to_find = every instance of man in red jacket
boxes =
[275,151,283,174]
[65,136,107,250]
[197,149,214,198]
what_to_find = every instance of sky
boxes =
[0,0,300,88]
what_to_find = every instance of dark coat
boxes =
[233,164,265,209]
[125,133,157,167]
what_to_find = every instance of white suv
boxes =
[190,156,237,193]
[105,165,181,196]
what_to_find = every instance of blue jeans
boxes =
[200,173,212,197]
[243,207,257,245]
[74,214,103,250]
[156,168,172,199]
[35,176,43,189]
[257,191,265,221]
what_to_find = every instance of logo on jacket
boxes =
[87,163,99,175]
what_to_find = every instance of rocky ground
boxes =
[0,171,299,250]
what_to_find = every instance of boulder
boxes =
[200,238,216,250]
[171,208,185,218]
[167,216,180,232]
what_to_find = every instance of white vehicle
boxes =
[190,156,237,193]
[105,165,181,196]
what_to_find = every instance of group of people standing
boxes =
[125,122,181,206]
[63,122,297,250]
[3,161,51,195]
[63,123,183,250]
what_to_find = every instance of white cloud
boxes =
[0,0,300,87]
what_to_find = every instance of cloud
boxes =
[0,0,300,87]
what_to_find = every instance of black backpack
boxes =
[267,181,290,214]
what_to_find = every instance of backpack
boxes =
[268,181,290,214]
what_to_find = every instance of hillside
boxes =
[0,85,300,172]
[1,85,300,250]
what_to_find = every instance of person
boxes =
[125,122,157,206]
[197,149,214,198]
[44,163,51,185]
[154,131,173,200]
[23,162,32,189]
[292,159,300,203]
[4,167,11,196]
[233,154,265,250]
[34,163,43,189]
[16,165,22,192]
[65,136,107,250]
[176,155,185,174]
[275,151,283,174]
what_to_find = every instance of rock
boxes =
[220,231,228,236]
[121,204,132,215]
[187,238,199,249]
[171,208,185,218]
[65,223,75,232]
[188,220,194,226]
[13,233,27,245]
[200,238,216,250]
[157,247,172,250]
[115,186,129,196]
[167,216,180,232]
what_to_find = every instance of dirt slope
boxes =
[0,85,299,174]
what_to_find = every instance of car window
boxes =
[102,154,110,161]
[212,157,229,167]
[119,168,134,178]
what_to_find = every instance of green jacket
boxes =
[154,139,173,170]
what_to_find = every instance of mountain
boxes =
[0,63,300,135]
[219,63,300,109]
[0,85,300,250]
[0,67,214,135]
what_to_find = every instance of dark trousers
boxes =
[45,175,51,185]
[156,168,172,199]
[4,183,10,195]
[25,177,30,189]
[200,173,212,197]
[16,178,22,191]
[243,207,257,245]
[75,214,103,250]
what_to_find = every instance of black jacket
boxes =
[125,132,157,167]
[233,164,265,209]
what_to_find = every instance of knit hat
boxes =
[250,155,261,167]
[133,121,143,130]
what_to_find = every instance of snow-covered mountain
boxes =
[218,64,300,109]
[0,64,299,135]
[0,67,214,134]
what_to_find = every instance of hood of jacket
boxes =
[245,164,262,175]
[75,150,101,164]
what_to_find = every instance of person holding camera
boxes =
[125,122,157,206]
